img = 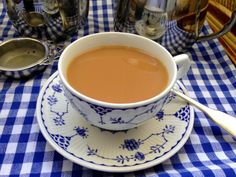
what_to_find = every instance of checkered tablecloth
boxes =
[1,1,236,176]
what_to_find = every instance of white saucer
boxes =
[36,71,194,172]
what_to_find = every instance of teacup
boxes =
[58,32,190,131]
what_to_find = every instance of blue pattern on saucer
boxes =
[38,72,194,170]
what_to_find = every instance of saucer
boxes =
[36,71,194,172]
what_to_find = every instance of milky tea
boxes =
[67,46,169,103]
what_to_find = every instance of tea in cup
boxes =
[67,45,169,103]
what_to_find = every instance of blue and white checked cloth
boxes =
[0,1,236,176]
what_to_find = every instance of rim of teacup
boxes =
[58,32,177,108]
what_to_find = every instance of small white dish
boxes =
[36,71,194,172]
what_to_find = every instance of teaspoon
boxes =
[172,89,236,137]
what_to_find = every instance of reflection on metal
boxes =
[4,0,89,42]
[114,0,236,55]
[25,12,46,27]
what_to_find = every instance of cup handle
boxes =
[173,54,191,80]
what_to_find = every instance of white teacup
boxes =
[58,32,190,131]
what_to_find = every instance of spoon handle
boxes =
[172,89,236,137]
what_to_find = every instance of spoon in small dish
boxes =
[172,89,236,137]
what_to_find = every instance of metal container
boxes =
[114,0,236,55]
[4,0,89,42]
[0,38,53,78]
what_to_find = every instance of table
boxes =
[0,1,236,176]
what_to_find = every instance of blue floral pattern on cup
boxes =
[62,83,168,130]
